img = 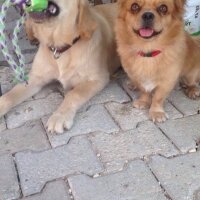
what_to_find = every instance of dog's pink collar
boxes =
[137,50,161,57]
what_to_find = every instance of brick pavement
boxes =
[1,2,200,200]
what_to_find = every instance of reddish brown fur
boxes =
[115,0,199,122]
[181,35,200,99]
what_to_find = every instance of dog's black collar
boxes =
[49,36,81,59]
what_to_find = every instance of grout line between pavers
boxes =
[86,134,107,173]
[65,179,75,200]
[167,99,185,117]
[119,82,135,101]
[3,115,8,130]
[103,102,123,131]
[145,160,173,200]
[2,115,8,131]
[156,125,182,154]
[13,156,23,199]
[40,118,53,149]
[21,178,65,199]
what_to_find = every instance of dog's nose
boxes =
[142,12,155,21]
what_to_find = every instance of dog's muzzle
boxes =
[142,12,155,28]
[133,12,162,39]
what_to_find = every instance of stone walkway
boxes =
[1,3,200,200]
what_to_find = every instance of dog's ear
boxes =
[77,0,97,39]
[174,0,186,17]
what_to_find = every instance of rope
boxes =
[0,0,28,83]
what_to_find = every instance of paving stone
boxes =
[0,117,6,132]
[18,38,37,52]
[24,53,35,65]
[6,6,20,23]
[15,137,103,196]
[168,90,200,116]
[0,67,14,84]
[105,102,149,130]
[193,189,200,200]
[33,83,61,100]
[6,92,63,129]
[89,121,179,169]
[68,160,167,200]
[21,181,70,200]
[149,152,200,200]
[0,52,6,62]
[0,154,20,200]
[1,83,14,95]
[0,121,49,155]
[5,20,19,33]
[103,160,126,174]
[0,65,31,95]
[113,69,127,86]
[0,66,6,71]
[164,101,184,119]
[158,115,200,153]
[18,26,27,40]
[42,104,119,147]
[81,81,130,111]
[0,50,8,66]
[120,78,139,100]
[105,102,182,131]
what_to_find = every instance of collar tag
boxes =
[138,50,161,57]
[53,48,61,59]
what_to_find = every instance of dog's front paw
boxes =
[149,111,168,123]
[47,112,75,134]
[184,86,200,100]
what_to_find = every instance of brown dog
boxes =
[0,0,120,133]
[115,0,200,123]
[181,35,200,99]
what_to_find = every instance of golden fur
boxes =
[0,0,120,133]
[115,0,200,123]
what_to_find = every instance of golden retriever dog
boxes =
[0,0,120,133]
[115,0,200,123]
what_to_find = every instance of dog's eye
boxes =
[157,4,168,15]
[131,3,141,13]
